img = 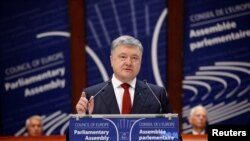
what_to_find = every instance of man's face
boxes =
[110,45,142,82]
[189,108,207,129]
[27,118,43,136]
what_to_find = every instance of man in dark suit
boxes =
[76,35,172,114]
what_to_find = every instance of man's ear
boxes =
[110,56,113,67]
[25,127,29,136]
[188,116,192,124]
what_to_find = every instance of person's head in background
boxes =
[188,105,208,135]
[26,115,43,136]
[110,35,143,83]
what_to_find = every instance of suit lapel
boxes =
[132,80,149,113]
[99,84,120,114]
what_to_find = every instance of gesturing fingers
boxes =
[76,92,89,114]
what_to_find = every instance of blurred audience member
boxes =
[26,115,43,136]
[188,105,208,135]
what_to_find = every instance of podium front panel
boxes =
[69,114,179,141]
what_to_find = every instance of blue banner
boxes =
[85,0,168,87]
[182,0,250,133]
[0,0,72,135]
[69,114,179,141]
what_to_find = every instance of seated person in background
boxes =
[26,115,43,136]
[188,105,208,135]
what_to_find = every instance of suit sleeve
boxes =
[159,87,173,113]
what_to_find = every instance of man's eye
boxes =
[132,57,138,60]
[119,56,126,59]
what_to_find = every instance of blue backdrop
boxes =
[0,0,72,135]
[85,0,168,87]
[182,0,250,133]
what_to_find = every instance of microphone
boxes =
[143,80,162,113]
[87,80,111,103]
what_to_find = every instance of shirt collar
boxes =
[111,74,136,89]
[192,129,205,135]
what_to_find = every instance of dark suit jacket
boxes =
[84,80,172,114]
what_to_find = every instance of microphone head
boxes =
[107,79,112,84]
[89,80,111,102]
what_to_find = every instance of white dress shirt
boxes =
[192,129,205,135]
[111,74,136,113]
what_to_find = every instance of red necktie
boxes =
[121,83,131,114]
